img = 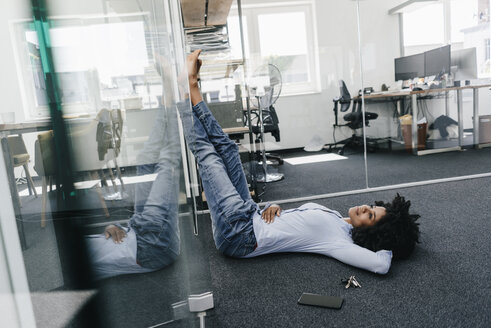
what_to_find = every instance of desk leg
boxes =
[445,91,450,116]
[473,88,479,147]
[411,94,418,155]
[457,89,464,147]
[1,137,27,250]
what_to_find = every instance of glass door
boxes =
[1,0,210,326]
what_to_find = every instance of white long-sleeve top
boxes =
[85,228,154,280]
[244,202,392,274]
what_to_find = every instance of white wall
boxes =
[242,0,402,149]
[354,0,403,139]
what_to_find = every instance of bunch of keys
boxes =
[341,275,361,289]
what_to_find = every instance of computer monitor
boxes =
[451,47,478,81]
[424,45,451,77]
[394,53,425,81]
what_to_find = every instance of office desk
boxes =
[223,126,249,138]
[357,84,491,155]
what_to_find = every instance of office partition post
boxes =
[473,88,479,147]
[355,0,369,189]
[457,89,464,147]
[398,13,405,57]
[411,94,418,155]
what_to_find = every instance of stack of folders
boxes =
[185,26,230,53]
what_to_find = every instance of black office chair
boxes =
[326,80,378,155]
[248,104,283,165]
[250,105,280,142]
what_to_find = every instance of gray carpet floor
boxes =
[20,149,491,327]
[87,176,490,328]
[258,147,491,202]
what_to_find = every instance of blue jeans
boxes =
[129,106,181,269]
[178,100,257,258]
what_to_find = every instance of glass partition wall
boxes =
[1,0,209,327]
[231,0,369,202]
[3,0,491,326]
[237,0,491,204]
[358,0,491,190]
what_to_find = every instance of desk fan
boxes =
[248,64,284,183]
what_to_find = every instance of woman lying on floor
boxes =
[89,50,420,279]
[178,49,420,274]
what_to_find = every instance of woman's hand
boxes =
[186,49,202,83]
[104,225,127,243]
[261,204,282,224]
[185,49,203,105]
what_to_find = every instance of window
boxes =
[25,21,149,107]
[227,15,250,59]
[12,14,168,119]
[401,0,489,77]
[403,0,481,48]
[228,1,320,96]
[450,0,478,43]
[403,3,444,49]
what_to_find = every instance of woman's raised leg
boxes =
[178,101,257,257]
[191,100,251,203]
[129,107,181,269]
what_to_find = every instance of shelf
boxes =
[181,0,233,27]
[199,58,242,79]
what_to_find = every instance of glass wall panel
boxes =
[358,0,491,189]
[225,0,368,202]
[1,0,209,327]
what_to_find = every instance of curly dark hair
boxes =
[351,193,420,260]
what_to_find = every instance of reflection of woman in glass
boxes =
[179,50,420,274]
[86,87,182,280]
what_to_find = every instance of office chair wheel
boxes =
[337,149,344,155]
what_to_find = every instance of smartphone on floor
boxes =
[297,293,344,309]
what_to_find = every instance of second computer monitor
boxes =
[424,45,451,77]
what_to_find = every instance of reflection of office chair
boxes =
[96,108,125,198]
[7,135,38,199]
[326,80,378,155]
